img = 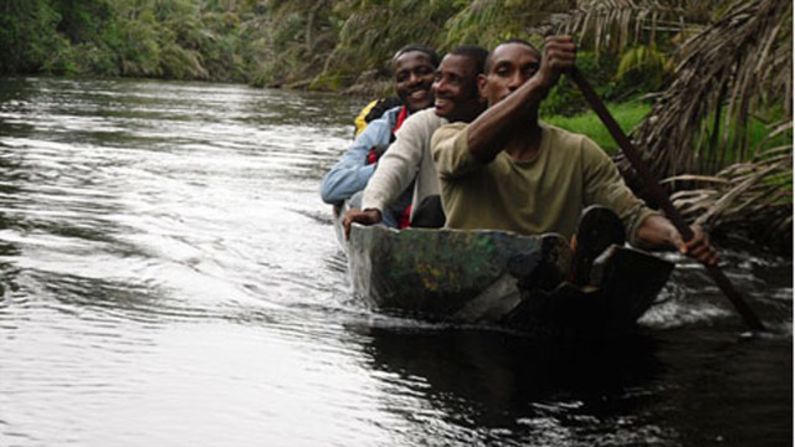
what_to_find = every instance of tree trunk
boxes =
[305,1,327,52]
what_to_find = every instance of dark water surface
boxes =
[0,77,790,446]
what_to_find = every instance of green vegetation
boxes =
[0,0,258,82]
[0,0,670,105]
[545,101,651,155]
[0,0,790,246]
[545,102,790,159]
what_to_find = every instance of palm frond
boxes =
[633,0,792,178]
[558,0,702,56]
[666,120,792,244]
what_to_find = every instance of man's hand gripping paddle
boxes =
[567,67,766,332]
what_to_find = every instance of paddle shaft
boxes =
[567,67,765,331]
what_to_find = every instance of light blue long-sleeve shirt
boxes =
[320,106,413,227]
[320,106,402,204]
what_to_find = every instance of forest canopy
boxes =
[0,0,728,92]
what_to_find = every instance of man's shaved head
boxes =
[485,39,540,73]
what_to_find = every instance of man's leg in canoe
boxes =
[570,205,626,286]
[410,194,446,228]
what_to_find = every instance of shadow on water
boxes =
[353,318,792,446]
[651,327,793,447]
[0,239,22,308]
[360,325,669,445]
[0,142,26,304]
[0,85,35,136]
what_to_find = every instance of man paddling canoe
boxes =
[430,36,718,266]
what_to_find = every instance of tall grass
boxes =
[543,101,789,162]
[544,101,650,155]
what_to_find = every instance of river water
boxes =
[0,77,790,446]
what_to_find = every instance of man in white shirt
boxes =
[342,45,489,238]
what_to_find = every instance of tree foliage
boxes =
[0,1,64,73]
[0,0,259,81]
[0,0,791,245]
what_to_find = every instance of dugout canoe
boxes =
[343,222,674,337]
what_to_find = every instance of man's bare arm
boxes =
[634,214,719,265]
[467,36,577,162]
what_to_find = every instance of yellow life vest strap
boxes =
[354,99,380,137]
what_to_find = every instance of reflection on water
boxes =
[364,327,664,445]
[0,77,791,446]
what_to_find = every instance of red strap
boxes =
[366,148,378,164]
[398,204,412,229]
[392,105,409,133]
[366,106,409,165]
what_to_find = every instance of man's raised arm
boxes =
[466,36,576,162]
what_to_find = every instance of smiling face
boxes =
[431,54,484,123]
[479,42,541,107]
[393,51,436,113]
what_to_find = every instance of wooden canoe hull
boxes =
[348,224,571,315]
[344,223,674,336]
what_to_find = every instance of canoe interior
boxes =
[505,245,675,336]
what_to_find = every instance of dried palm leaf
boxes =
[558,0,702,56]
[663,121,791,245]
[633,0,792,178]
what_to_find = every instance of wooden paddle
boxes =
[567,67,766,331]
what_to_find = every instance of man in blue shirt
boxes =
[320,45,439,227]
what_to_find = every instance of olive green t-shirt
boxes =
[430,122,656,244]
